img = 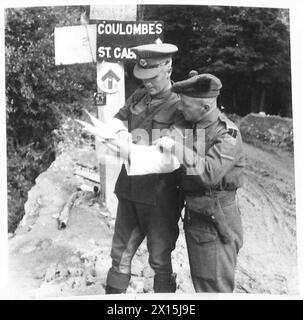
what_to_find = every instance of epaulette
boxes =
[219,114,239,132]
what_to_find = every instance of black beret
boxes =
[172,73,222,98]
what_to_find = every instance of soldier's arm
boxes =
[115,86,144,121]
[177,128,243,188]
[114,97,132,121]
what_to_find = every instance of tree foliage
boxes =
[6,6,96,148]
[144,5,291,116]
[5,6,96,232]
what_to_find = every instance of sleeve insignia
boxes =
[227,128,238,138]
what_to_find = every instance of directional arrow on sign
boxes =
[97,63,123,94]
[101,69,121,82]
[101,69,120,90]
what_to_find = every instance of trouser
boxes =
[184,192,243,293]
[106,194,180,293]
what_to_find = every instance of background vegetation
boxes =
[5,5,291,232]
[143,5,291,116]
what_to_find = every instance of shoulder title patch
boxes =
[227,128,238,138]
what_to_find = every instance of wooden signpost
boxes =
[54,5,163,216]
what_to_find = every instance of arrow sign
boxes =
[97,63,123,94]
[101,69,120,82]
[101,69,120,90]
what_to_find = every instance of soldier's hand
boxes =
[153,136,176,152]
[96,138,130,165]
[107,137,131,160]
[116,130,132,143]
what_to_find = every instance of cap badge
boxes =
[139,59,148,68]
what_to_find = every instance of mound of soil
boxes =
[240,113,293,153]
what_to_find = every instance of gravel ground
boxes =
[6,136,297,298]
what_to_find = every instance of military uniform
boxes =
[171,74,245,293]
[106,43,182,293]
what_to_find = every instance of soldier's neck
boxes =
[195,107,219,128]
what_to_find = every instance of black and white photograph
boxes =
[1,0,302,301]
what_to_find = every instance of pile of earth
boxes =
[234,113,294,153]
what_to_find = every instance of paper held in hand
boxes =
[76,112,181,175]
[76,110,127,140]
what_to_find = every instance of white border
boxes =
[1,0,302,301]
[0,0,8,300]
[289,1,303,300]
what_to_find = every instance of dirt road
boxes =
[234,143,297,294]
[7,141,298,298]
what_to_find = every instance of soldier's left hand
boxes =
[153,136,176,152]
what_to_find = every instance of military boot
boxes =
[153,273,177,293]
[105,285,126,294]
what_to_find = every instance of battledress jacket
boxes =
[114,85,183,206]
[171,107,245,198]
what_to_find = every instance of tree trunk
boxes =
[232,90,237,111]
[251,87,259,113]
[259,87,266,113]
[137,5,145,20]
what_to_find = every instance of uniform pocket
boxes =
[187,227,217,243]
[185,226,218,280]
[185,195,216,218]
[218,202,243,251]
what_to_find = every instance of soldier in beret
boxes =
[105,42,184,294]
[155,72,245,292]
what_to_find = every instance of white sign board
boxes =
[96,21,164,62]
[54,25,96,65]
[90,4,137,21]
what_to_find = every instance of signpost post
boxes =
[95,60,125,215]
[54,5,163,217]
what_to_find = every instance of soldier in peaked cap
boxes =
[155,72,245,292]
[132,43,178,80]
[105,43,184,294]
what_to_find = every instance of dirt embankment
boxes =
[6,114,297,298]
[236,143,296,294]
